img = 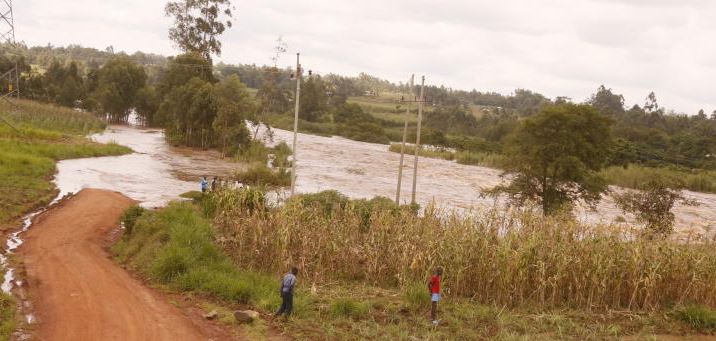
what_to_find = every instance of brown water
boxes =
[265,128,716,238]
[4,123,715,300]
[55,125,241,207]
[51,124,716,235]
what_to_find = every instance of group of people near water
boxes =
[198,177,444,326]
[199,176,243,193]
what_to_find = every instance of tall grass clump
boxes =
[329,298,369,319]
[211,189,716,311]
[675,305,716,332]
[113,202,279,307]
[388,143,454,161]
[0,293,15,341]
[234,163,290,187]
[602,165,716,194]
[455,151,507,168]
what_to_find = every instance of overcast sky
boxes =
[14,0,716,114]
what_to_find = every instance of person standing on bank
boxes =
[428,267,443,326]
[275,267,298,319]
[200,176,209,193]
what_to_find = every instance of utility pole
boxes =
[395,74,414,204]
[290,53,301,196]
[411,76,426,205]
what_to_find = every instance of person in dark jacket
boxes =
[274,267,298,319]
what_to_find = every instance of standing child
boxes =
[200,176,208,193]
[428,267,443,326]
[275,267,298,319]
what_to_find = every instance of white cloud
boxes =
[13,0,716,113]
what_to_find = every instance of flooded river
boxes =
[3,123,716,299]
[55,124,716,236]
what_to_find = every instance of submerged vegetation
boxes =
[115,188,716,339]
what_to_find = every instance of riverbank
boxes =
[0,100,132,340]
[19,189,235,340]
[114,189,716,340]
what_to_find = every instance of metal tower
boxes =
[1,0,19,101]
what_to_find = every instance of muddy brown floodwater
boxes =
[264,127,716,238]
[55,125,242,207]
[52,123,716,234]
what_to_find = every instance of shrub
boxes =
[329,298,369,319]
[675,305,716,331]
[402,282,430,311]
[121,205,147,235]
[0,293,15,341]
[113,202,279,307]
[234,163,290,187]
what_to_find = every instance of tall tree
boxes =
[256,67,290,115]
[588,85,625,116]
[212,75,254,155]
[491,104,613,215]
[93,57,147,122]
[165,0,234,60]
[157,53,215,98]
[300,76,329,122]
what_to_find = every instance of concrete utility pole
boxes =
[395,74,414,204]
[290,53,301,196]
[411,76,426,205]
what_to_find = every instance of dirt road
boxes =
[20,189,232,340]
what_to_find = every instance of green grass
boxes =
[113,202,283,312]
[111,193,716,340]
[388,143,455,161]
[675,305,716,332]
[388,143,507,169]
[0,293,14,341]
[0,99,129,340]
[0,103,131,227]
[233,163,290,188]
[602,164,716,194]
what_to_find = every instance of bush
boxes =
[402,282,430,311]
[329,298,369,319]
[291,190,350,215]
[0,293,15,341]
[234,163,290,187]
[675,305,716,331]
[121,205,147,235]
[601,165,716,194]
[113,202,279,307]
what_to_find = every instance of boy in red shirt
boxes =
[428,267,443,325]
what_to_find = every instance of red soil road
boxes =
[20,189,234,340]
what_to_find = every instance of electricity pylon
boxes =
[0,0,19,130]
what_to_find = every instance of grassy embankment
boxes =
[0,99,131,340]
[115,189,716,340]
